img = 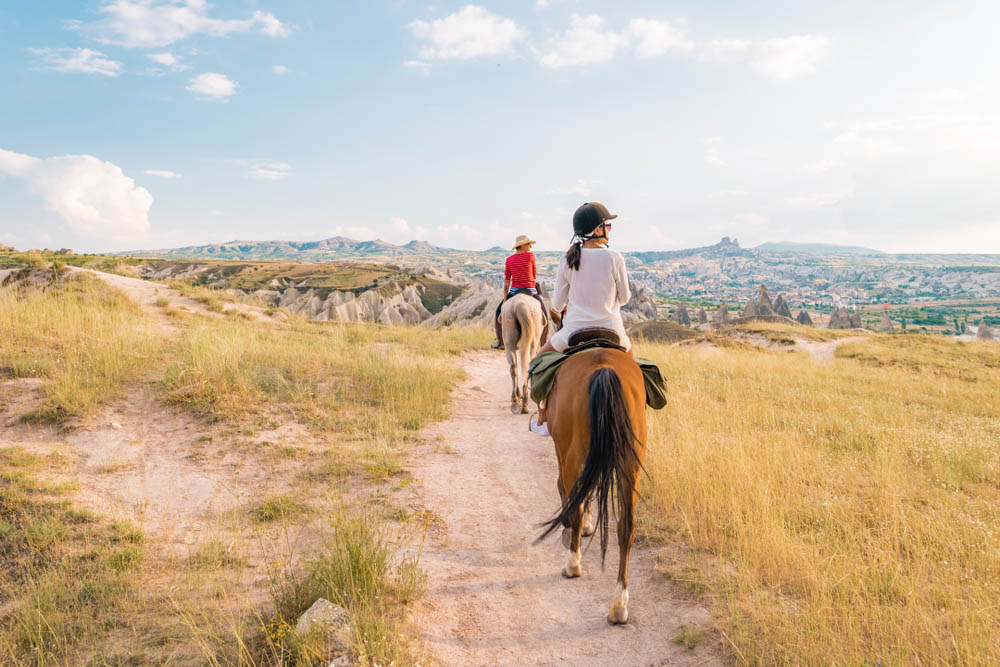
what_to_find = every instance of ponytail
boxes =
[565,240,583,271]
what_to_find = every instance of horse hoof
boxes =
[607,607,629,624]
[562,563,582,578]
[608,584,629,624]
[509,403,521,415]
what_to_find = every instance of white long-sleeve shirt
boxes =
[550,246,632,351]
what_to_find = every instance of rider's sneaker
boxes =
[490,341,504,349]
[529,414,550,436]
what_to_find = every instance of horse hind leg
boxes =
[581,500,595,537]
[608,488,637,624]
[507,349,521,414]
[562,504,583,579]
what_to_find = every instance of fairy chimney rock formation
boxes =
[772,294,793,319]
[756,285,774,316]
[978,319,994,341]
[849,310,863,328]
[713,303,730,324]
[878,310,896,332]
[796,310,813,326]
[828,306,852,329]
[743,298,759,318]
[697,308,708,324]
[674,306,691,326]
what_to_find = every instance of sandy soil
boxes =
[407,352,726,667]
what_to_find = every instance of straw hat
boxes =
[512,234,536,250]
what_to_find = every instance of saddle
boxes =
[565,327,625,354]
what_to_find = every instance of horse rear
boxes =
[501,294,544,414]
[539,347,647,624]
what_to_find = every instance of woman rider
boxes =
[537,201,631,356]
[491,234,549,350]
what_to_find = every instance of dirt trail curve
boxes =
[408,352,725,667]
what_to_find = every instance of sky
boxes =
[1,0,999,254]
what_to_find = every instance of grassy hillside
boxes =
[0,267,490,665]
[637,334,1000,664]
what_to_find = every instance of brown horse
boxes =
[538,344,647,624]
[501,293,545,414]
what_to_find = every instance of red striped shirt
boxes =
[505,252,537,289]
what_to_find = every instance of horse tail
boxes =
[538,367,639,565]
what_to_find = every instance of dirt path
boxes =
[408,352,724,667]
[795,336,868,361]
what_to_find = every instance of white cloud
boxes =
[391,217,409,233]
[253,10,291,38]
[732,212,767,226]
[435,223,482,243]
[410,5,525,60]
[803,159,843,173]
[709,189,751,198]
[645,225,678,248]
[752,35,830,80]
[243,160,291,181]
[272,64,288,74]
[186,72,238,100]
[146,51,187,71]
[702,35,829,80]
[784,190,852,208]
[143,169,181,179]
[27,47,123,76]
[626,18,694,59]
[403,60,432,74]
[704,137,725,166]
[76,0,290,48]
[1,233,17,245]
[551,179,595,196]
[539,14,625,68]
[0,147,152,238]
[887,220,1000,254]
[328,225,377,240]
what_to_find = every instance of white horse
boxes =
[500,293,545,414]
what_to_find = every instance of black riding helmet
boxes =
[572,202,618,237]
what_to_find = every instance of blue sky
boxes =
[1,1,999,253]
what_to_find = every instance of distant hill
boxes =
[756,241,885,256]
[123,237,455,261]
[631,236,748,263]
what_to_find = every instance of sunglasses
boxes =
[603,222,613,230]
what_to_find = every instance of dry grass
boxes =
[0,274,162,419]
[0,446,148,664]
[637,335,1000,665]
[162,317,490,441]
[726,319,863,343]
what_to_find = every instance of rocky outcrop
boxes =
[828,307,852,329]
[423,281,501,328]
[773,294,793,319]
[713,304,730,324]
[238,282,432,325]
[743,298,758,318]
[621,284,658,322]
[674,306,691,326]
[697,308,707,324]
[878,311,896,332]
[978,319,994,341]
[1,265,69,291]
[796,310,813,325]
[828,306,862,329]
[756,285,774,316]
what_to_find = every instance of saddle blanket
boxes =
[528,348,667,410]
